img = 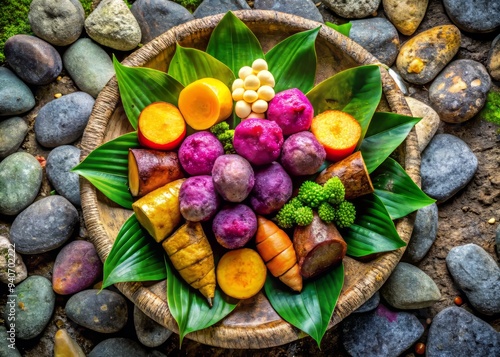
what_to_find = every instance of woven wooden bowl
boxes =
[80,10,419,349]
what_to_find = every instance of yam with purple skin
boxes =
[280,131,326,176]
[178,131,224,175]
[249,162,293,215]
[267,88,314,136]
[233,118,283,166]
[212,204,257,249]
[211,154,254,202]
[179,175,221,222]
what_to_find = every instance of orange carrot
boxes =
[255,216,303,292]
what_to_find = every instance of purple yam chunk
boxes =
[212,154,254,202]
[212,204,257,249]
[280,131,326,176]
[179,175,221,222]
[178,131,224,175]
[267,88,314,136]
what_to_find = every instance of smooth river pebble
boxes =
[383,0,428,36]
[46,145,82,206]
[88,337,148,357]
[404,203,438,263]
[0,67,35,116]
[0,117,28,159]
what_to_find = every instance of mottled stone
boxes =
[421,134,478,203]
[88,338,148,357]
[194,0,251,18]
[342,304,424,357]
[383,0,428,35]
[0,152,42,216]
[254,0,324,23]
[443,0,500,33]
[487,34,500,81]
[54,329,85,357]
[322,0,381,19]
[0,117,28,159]
[446,244,500,315]
[4,35,62,85]
[0,326,22,356]
[3,276,55,340]
[496,223,500,257]
[396,25,461,85]
[0,67,35,116]
[66,289,128,333]
[29,0,85,46]
[404,203,438,263]
[134,305,173,347]
[353,291,380,313]
[131,0,194,44]
[10,196,79,254]
[85,0,141,51]
[46,145,81,206]
[427,307,500,357]
[63,38,115,98]
[34,92,95,148]
[0,235,27,285]
[405,97,440,153]
[429,59,491,124]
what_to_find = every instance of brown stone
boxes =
[383,0,428,36]
[54,329,86,357]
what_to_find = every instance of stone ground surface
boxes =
[0,0,499,355]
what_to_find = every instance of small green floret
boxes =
[288,197,304,209]
[294,206,314,226]
[323,177,345,205]
[334,201,356,228]
[318,202,335,223]
[479,90,500,131]
[210,122,235,154]
[297,181,325,208]
[275,203,296,229]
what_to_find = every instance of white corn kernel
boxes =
[257,85,275,101]
[252,58,268,72]
[251,99,268,114]
[243,90,258,103]
[238,66,253,80]
[232,78,244,91]
[244,74,260,90]
[235,100,252,118]
[257,70,275,87]
[232,87,245,101]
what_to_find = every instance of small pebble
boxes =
[254,0,324,23]
[0,235,27,285]
[54,93,62,98]
[489,218,496,224]
[414,342,426,355]
[46,145,82,206]
[0,117,28,159]
[454,296,463,306]
[0,67,35,116]
[54,329,86,357]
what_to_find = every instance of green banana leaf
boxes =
[325,22,352,37]
[266,27,320,93]
[372,158,436,220]
[206,11,264,75]
[166,258,238,345]
[360,112,421,173]
[265,263,344,347]
[306,65,382,143]
[113,56,184,129]
[72,132,140,209]
[102,214,167,289]
[168,43,235,88]
[343,194,406,257]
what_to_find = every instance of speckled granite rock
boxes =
[322,0,381,19]
[443,0,500,33]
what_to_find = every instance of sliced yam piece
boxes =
[167,237,212,271]
[279,263,303,292]
[265,244,298,278]
[162,221,204,256]
[194,268,216,306]
[178,255,214,284]
[256,234,291,263]
[255,216,280,244]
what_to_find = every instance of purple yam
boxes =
[178,131,224,175]
[52,240,102,295]
[212,154,254,202]
[212,204,257,249]
[280,131,326,176]
[233,118,283,166]
[249,162,293,215]
[179,175,220,222]
[267,88,314,136]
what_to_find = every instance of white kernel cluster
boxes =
[232,59,275,119]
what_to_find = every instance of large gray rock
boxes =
[63,38,115,98]
[404,203,438,263]
[443,0,500,33]
[446,243,500,315]
[254,0,324,23]
[10,196,79,254]
[427,307,500,357]
[0,117,28,159]
[0,235,27,285]
[0,67,35,117]
[88,338,148,357]
[28,0,85,46]
[194,0,251,18]
[322,0,381,19]
[46,145,81,206]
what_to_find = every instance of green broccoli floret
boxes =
[288,196,304,209]
[334,201,356,228]
[210,121,230,136]
[318,202,335,223]
[297,181,325,208]
[210,122,234,154]
[275,203,296,228]
[294,206,314,226]
[323,177,345,205]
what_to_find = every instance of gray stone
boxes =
[0,326,22,356]
[429,59,491,124]
[10,196,79,255]
[3,276,55,340]
[254,0,323,23]
[322,0,381,19]
[88,338,148,357]
[131,0,195,44]
[443,0,500,33]
[34,92,95,148]
[0,235,27,285]
[194,0,251,18]
[446,243,500,315]
[486,33,500,82]
[0,117,28,159]
[421,134,478,203]
[381,262,441,309]
[63,38,115,98]
[29,0,85,46]
[46,145,81,206]
[66,289,128,333]
[0,152,42,216]
[353,291,380,313]
[404,203,438,263]
[342,304,424,357]
[134,305,173,347]
[149,351,168,357]
[4,34,62,86]
[496,224,500,257]
[349,17,399,66]
[405,97,440,153]
[427,306,500,357]
[383,0,428,36]
[0,67,35,117]
[85,0,142,51]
